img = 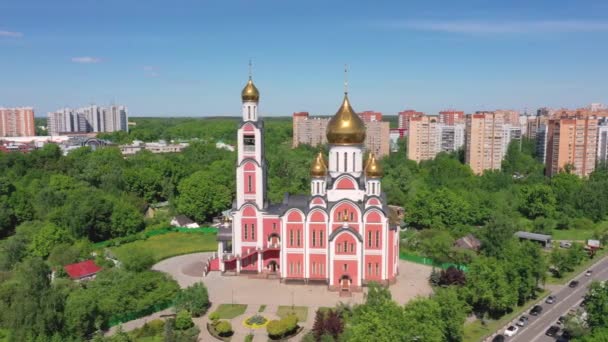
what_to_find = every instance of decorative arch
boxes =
[330,200,361,222]
[366,197,381,207]
[243,162,256,171]
[310,197,326,206]
[242,123,255,132]
[363,208,384,223]
[238,158,261,168]
[308,209,327,223]
[334,175,358,190]
[241,205,258,217]
[285,209,304,222]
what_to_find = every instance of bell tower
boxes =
[236,65,266,209]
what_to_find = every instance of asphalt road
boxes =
[504,256,608,342]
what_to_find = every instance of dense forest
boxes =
[1,116,608,341]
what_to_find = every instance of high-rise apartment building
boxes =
[365,121,390,157]
[407,115,441,163]
[359,110,383,122]
[439,110,465,125]
[502,124,522,155]
[597,123,608,165]
[440,123,465,153]
[0,107,35,137]
[536,124,548,164]
[398,109,424,133]
[292,111,390,157]
[292,112,330,148]
[47,104,129,135]
[495,109,520,125]
[465,112,505,174]
[545,117,598,177]
[526,115,548,139]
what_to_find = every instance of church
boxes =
[213,75,399,293]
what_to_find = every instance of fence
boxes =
[399,252,468,272]
[108,298,175,327]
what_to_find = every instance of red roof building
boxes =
[64,260,102,280]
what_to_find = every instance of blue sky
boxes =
[1,0,607,117]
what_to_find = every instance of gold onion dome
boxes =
[241,77,260,102]
[364,153,383,178]
[326,93,366,145]
[310,152,328,177]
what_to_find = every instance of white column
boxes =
[257,251,262,272]
[236,258,241,274]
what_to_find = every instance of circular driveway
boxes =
[153,252,433,306]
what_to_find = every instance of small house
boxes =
[170,215,200,228]
[454,234,482,251]
[515,231,552,248]
[64,260,102,281]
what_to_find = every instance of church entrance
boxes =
[340,275,351,291]
[268,261,278,273]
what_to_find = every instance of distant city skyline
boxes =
[1,0,607,116]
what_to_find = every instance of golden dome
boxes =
[326,93,366,145]
[241,78,260,102]
[310,151,328,177]
[364,153,383,178]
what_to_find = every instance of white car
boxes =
[504,325,519,337]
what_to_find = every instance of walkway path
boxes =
[111,252,433,340]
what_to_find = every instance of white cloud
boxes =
[379,20,608,34]
[71,56,102,64]
[0,30,23,38]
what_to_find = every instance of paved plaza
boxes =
[150,252,433,340]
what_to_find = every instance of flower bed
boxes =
[243,314,269,329]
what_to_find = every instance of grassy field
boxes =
[0,329,8,342]
[463,290,549,342]
[214,304,248,319]
[551,229,595,241]
[277,306,309,322]
[546,248,607,285]
[111,232,217,262]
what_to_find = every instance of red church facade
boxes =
[214,76,399,292]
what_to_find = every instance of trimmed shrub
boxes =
[267,314,299,339]
[174,282,210,317]
[266,320,284,337]
[175,310,194,331]
[209,312,219,322]
[215,320,233,337]
[245,334,254,342]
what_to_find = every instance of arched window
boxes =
[353,152,356,171]
[344,152,348,172]
[343,241,347,252]
[247,106,251,120]
[375,231,380,248]
[312,231,316,247]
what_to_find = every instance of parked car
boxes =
[569,280,580,288]
[546,326,560,337]
[530,305,543,316]
[560,241,572,248]
[557,316,566,325]
[492,335,506,342]
[557,330,572,341]
[546,295,557,304]
[516,315,529,327]
[504,325,519,337]
[586,269,593,276]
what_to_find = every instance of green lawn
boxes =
[463,290,548,342]
[111,232,217,262]
[214,304,248,319]
[133,336,163,342]
[546,248,607,285]
[551,229,595,241]
[276,306,309,322]
[0,329,8,342]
